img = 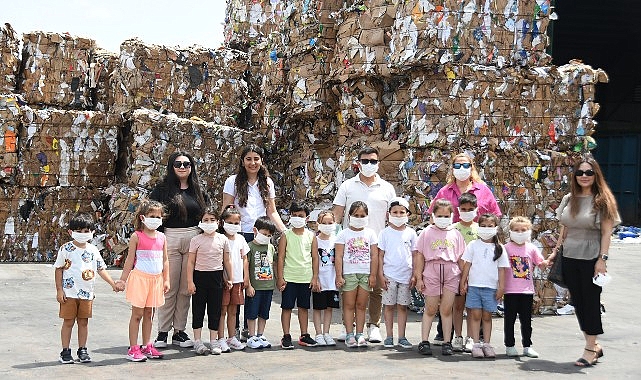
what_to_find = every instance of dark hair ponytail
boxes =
[491,234,504,262]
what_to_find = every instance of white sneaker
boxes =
[315,334,327,346]
[356,334,368,347]
[209,341,222,355]
[506,346,519,357]
[259,335,272,348]
[227,336,246,350]
[247,336,263,349]
[194,340,210,355]
[323,333,336,346]
[337,326,347,342]
[452,336,464,352]
[464,337,474,352]
[523,347,539,358]
[556,304,575,315]
[367,325,382,343]
[218,338,231,353]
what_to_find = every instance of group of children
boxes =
[55,192,547,363]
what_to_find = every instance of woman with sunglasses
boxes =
[149,151,208,349]
[548,156,619,367]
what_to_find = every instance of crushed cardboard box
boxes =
[1,23,20,93]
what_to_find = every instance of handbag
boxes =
[548,246,566,288]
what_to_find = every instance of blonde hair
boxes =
[446,153,483,184]
[509,216,532,230]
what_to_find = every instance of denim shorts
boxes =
[245,289,273,320]
[465,286,498,313]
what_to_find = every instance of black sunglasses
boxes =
[360,159,379,165]
[575,169,595,177]
[173,161,192,169]
[453,163,471,169]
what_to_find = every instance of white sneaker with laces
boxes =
[194,340,211,355]
[464,337,474,352]
[356,334,368,347]
[209,341,222,355]
[259,335,272,348]
[523,347,539,358]
[247,336,263,349]
[556,304,575,315]
[367,325,382,343]
[315,334,327,346]
[219,338,231,353]
[227,336,246,350]
[506,346,519,357]
[452,336,464,352]
[323,333,336,346]
[337,326,347,342]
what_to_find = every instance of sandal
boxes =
[574,348,598,367]
[595,342,604,358]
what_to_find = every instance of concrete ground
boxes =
[1,241,639,379]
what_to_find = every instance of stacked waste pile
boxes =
[89,48,119,112]
[0,94,22,185]
[19,32,95,108]
[1,23,20,93]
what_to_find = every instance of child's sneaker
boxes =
[247,336,263,349]
[367,325,382,343]
[153,331,168,348]
[523,347,539,358]
[506,346,519,357]
[298,333,318,347]
[209,340,222,355]
[193,340,211,355]
[227,336,246,350]
[398,337,413,349]
[441,342,454,356]
[471,343,485,358]
[76,347,91,363]
[356,333,368,347]
[172,330,194,348]
[281,334,294,349]
[464,337,474,352]
[314,334,327,346]
[259,335,272,348]
[59,348,74,364]
[337,326,347,341]
[452,336,464,352]
[141,342,164,359]
[323,333,336,346]
[383,337,394,348]
[418,341,432,355]
[127,345,148,362]
[345,333,358,348]
[218,338,231,353]
[241,328,250,343]
[481,343,496,358]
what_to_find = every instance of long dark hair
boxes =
[161,151,207,222]
[218,205,242,234]
[569,156,619,221]
[478,213,503,261]
[234,145,271,208]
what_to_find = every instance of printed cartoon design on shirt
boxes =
[77,289,91,299]
[81,250,93,263]
[254,250,273,281]
[82,269,95,281]
[63,242,76,252]
[63,258,72,270]
[509,256,532,280]
[63,277,74,289]
[319,247,335,267]
[430,238,454,254]
[345,236,371,265]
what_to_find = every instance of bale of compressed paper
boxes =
[0,94,25,185]
[1,23,20,93]
[89,48,119,112]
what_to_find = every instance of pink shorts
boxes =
[126,269,165,308]
[422,261,461,297]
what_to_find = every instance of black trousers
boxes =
[192,270,224,331]
[562,256,603,335]
[503,294,533,347]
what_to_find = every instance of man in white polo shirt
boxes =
[332,146,396,343]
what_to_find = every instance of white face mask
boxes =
[223,222,241,235]
[432,214,453,229]
[388,215,408,227]
[289,216,307,229]
[453,167,472,181]
[199,222,218,234]
[142,217,162,230]
[349,216,369,229]
[510,230,531,244]
[458,208,477,223]
[318,223,336,235]
[359,163,379,178]
[72,231,93,243]
[477,226,498,240]
[253,231,271,245]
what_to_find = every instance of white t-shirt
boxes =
[317,235,337,291]
[462,239,510,289]
[335,227,378,275]
[227,234,250,283]
[54,242,106,300]
[223,174,277,233]
[333,174,396,235]
[378,226,417,284]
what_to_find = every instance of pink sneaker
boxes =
[141,343,164,359]
[127,345,147,362]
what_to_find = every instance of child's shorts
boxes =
[422,261,460,297]
[281,282,311,310]
[59,298,93,319]
[126,269,165,308]
[222,283,244,306]
[465,286,498,313]
[382,279,412,306]
[245,289,273,320]
[312,290,340,310]
[342,273,371,292]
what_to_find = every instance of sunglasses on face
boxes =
[453,162,471,169]
[173,161,192,169]
[575,169,595,177]
[360,159,379,165]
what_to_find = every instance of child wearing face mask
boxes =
[378,197,418,349]
[503,216,548,358]
[186,208,232,355]
[119,201,170,362]
[335,201,379,348]
[55,213,122,364]
[459,213,510,359]
[413,199,466,356]
[217,205,250,352]
[312,210,339,346]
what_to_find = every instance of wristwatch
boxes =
[601,254,609,261]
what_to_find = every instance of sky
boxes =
[3,0,227,53]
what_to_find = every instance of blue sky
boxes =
[3,0,227,52]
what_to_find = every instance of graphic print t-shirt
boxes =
[317,236,337,291]
[54,242,106,300]
[335,227,378,275]
[247,241,276,290]
[504,241,544,294]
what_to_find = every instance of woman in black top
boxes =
[150,151,207,348]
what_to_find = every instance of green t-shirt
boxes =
[247,241,276,290]
[283,228,315,283]
[454,222,479,244]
